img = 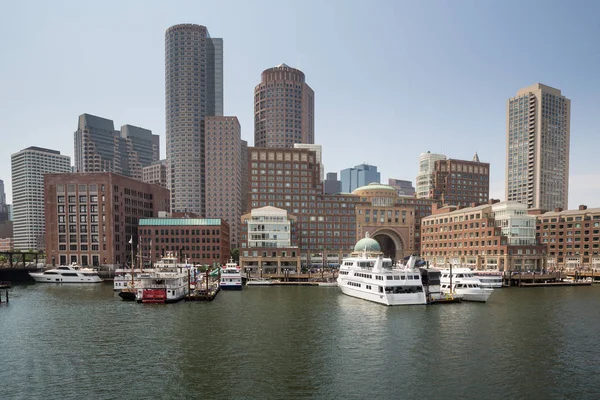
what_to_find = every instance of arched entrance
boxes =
[372,230,405,263]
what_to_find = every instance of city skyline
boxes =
[1,1,600,209]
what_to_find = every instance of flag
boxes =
[128,236,133,244]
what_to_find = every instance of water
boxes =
[1,284,600,399]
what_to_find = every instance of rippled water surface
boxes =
[1,284,600,399]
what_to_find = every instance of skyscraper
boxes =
[74,113,159,179]
[0,179,8,224]
[204,116,242,248]
[0,179,5,205]
[506,83,570,210]
[416,151,446,198]
[254,64,314,148]
[11,147,71,250]
[340,164,380,193]
[165,24,223,215]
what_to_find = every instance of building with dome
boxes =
[353,183,416,262]
[352,232,382,256]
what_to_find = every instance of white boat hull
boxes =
[220,282,243,290]
[29,272,102,283]
[338,282,427,306]
[443,288,493,302]
[246,280,272,286]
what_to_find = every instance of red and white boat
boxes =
[136,253,191,303]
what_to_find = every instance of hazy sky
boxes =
[1,0,599,207]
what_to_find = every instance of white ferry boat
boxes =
[337,254,427,306]
[473,271,503,289]
[439,267,493,302]
[220,259,242,290]
[337,233,427,306]
[136,254,191,303]
[29,264,103,283]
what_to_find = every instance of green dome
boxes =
[354,236,381,252]
[352,182,397,194]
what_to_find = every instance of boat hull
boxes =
[136,287,188,304]
[29,273,103,283]
[220,284,242,290]
[246,281,272,286]
[118,291,137,301]
[442,288,493,302]
[338,283,427,306]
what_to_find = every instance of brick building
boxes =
[138,216,230,267]
[430,154,489,207]
[44,173,170,267]
[246,147,363,267]
[421,201,546,271]
[353,183,415,261]
[533,205,600,271]
[396,196,437,255]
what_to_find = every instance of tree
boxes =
[230,248,239,263]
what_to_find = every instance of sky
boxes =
[1,0,599,208]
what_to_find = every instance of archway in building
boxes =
[372,230,405,263]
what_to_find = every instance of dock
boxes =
[518,281,593,288]
[186,286,220,301]
[0,281,10,304]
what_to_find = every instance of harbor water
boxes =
[1,283,600,399]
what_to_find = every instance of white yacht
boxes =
[136,253,191,303]
[29,264,103,283]
[220,259,243,290]
[473,271,504,289]
[337,233,426,306]
[439,267,493,302]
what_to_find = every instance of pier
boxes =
[0,281,10,304]
[502,271,599,287]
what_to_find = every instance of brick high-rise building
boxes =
[506,83,570,210]
[44,173,170,267]
[205,116,243,249]
[11,147,71,251]
[74,113,159,179]
[254,64,314,148]
[165,24,223,215]
[430,153,490,207]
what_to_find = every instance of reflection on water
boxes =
[1,284,599,399]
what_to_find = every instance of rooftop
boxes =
[139,218,223,226]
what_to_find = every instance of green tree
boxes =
[230,248,239,263]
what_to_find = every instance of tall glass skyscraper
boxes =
[506,83,570,210]
[165,24,223,214]
[340,164,380,193]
